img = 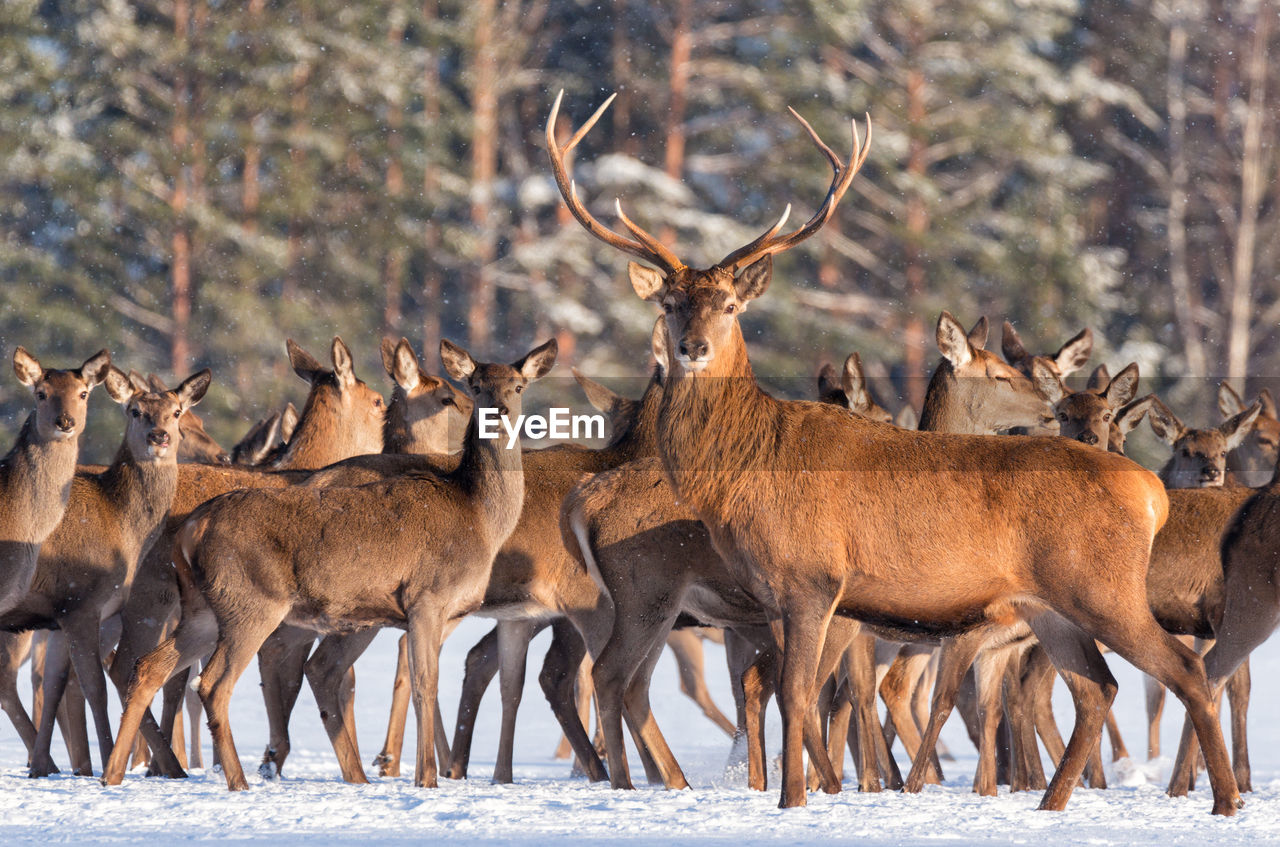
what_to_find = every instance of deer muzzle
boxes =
[54,413,75,433]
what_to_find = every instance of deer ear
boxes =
[841,353,873,414]
[330,337,356,389]
[816,363,841,401]
[1147,398,1184,445]
[439,340,476,382]
[380,338,398,378]
[13,347,42,387]
[1054,328,1093,377]
[650,318,670,375]
[1087,364,1111,393]
[389,339,420,392]
[1217,382,1245,417]
[175,369,212,411]
[287,339,326,384]
[103,366,136,404]
[1115,394,1155,436]
[1102,363,1139,408]
[629,262,667,302]
[1260,388,1278,420]
[734,256,772,302]
[1000,321,1028,366]
[127,370,151,396]
[895,405,919,431]
[1221,400,1263,452]
[574,368,622,413]
[78,349,111,387]
[936,312,973,368]
[966,316,989,350]
[517,339,558,381]
[1031,359,1065,404]
[280,403,299,443]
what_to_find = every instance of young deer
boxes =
[105,337,387,777]
[103,339,557,791]
[1148,397,1261,489]
[7,368,210,777]
[548,92,1239,815]
[1217,383,1280,487]
[0,348,110,615]
[146,374,229,465]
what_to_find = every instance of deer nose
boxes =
[147,430,170,447]
[1201,466,1220,481]
[54,414,75,432]
[1079,430,1098,445]
[680,338,710,360]
[497,404,510,418]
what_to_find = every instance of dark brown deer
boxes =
[103,339,556,791]
[1217,383,1280,487]
[1149,397,1261,489]
[0,348,111,615]
[1001,321,1093,384]
[7,368,210,777]
[547,91,1240,815]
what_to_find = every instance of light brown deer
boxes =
[0,348,111,615]
[547,92,1239,815]
[105,337,387,777]
[6,368,210,777]
[102,338,557,791]
[1167,458,1280,796]
[1217,383,1280,487]
[1148,397,1261,489]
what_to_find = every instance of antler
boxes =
[720,109,872,272]
[546,91,686,276]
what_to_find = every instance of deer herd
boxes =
[3,93,1279,820]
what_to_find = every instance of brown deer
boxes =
[230,403,298,467]
[102,338,557,791]
[1167,458,1280,796]
[0,348,111,615]
[105,337,388,777]
[1001,321,1093,384]
[1217,383,1280,487]
[547,92,1240,815]
[1050,363,1143,449]
[1148,397,1261,489]
[6,368,210,777]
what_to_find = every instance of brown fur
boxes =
[1218,384,1280,487]
[1150,396,1261,489]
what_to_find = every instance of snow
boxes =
[2,619,1279,845]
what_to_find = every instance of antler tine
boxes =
[722,112,872,271]
[546,90,685,275]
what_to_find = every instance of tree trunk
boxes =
[1166,14,1205,378]
[466,0,499,351]
[170,0,192,376]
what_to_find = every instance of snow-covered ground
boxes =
[2,619,1278,846]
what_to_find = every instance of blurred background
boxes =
[1,0,1276,464]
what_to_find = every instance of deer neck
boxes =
[600,370,664,464]
[276,387,365,469]
[453,410,525,549]
[0,413,81,543]
[382,392,454,456]
[657,327,779,513]
[918,362,990,435]
[99,443,181,547]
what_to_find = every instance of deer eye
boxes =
[131,408,140,418]
[725,303,737,315]
[1057,412,1067,421]
[1102,412,1112,422]
[37,390,47,401]
[173,410,181,419]
[373,398,383,409]
[514,385,524,394]
[441,397,454,407]
[662,303,673,314]
[79,391,87,400]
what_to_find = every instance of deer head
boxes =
[1053,362,1140,448]
[144,372,229,464]
[1218,383,1280,477]
[103,368,212,462]
[817,353,892,423]
[547,91,869,381]
[284,337,386,460]
[13,347,111,443]
[439,338,558,426]
[1001,321,1093,381]
[1149,396,1262,488]
[381,337,473,454]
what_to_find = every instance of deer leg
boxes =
[102,608,218,786]
[844,630,898,791]
[741,636,776,792]
[806,676,837,791]
[61,612,117,775]
[972,646,1014,796]
[0,631,37,758]
[666,629,735,736]
[538,618,607,782]
[915,651,951,761]
[303,632,375,784]
[256,626,311,779]
[1225,659,1251,793]
[774,600,838,809]
[1144,674,1166,760]
[721,627,764,785]
[493,619,539,784]
[904,629,988,793]
[443,625,498,779]
[620,632,690,789]
[826,678,853,787]
[1003,647,1044,792]
[554,654,592,761]
[1026,616,1115,812]
[883,645,942,783]
[168,686,185,770]
[202,616,286,792]
[151,668,188,775]
[59,671,93,776]
[185,678,203,768]
[374,634,412,777]
[1024,644,1066,769]
[28,630,72,778]
[405,610,444,789]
